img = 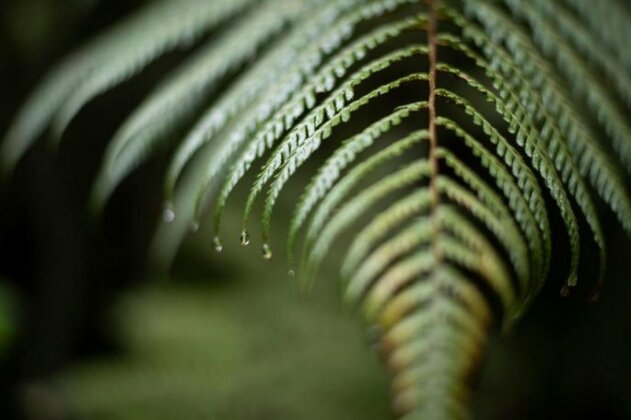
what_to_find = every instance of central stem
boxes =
[426,0,441,260]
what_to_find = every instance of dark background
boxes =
[0,1,629,419]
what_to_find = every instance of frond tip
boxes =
[3,0,630,418]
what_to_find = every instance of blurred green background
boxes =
[0,1,630,419]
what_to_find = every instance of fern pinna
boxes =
[2,0,630,418]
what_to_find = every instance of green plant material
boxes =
[55,279,391,420]
[3,0,631,418]
[0,281,17,359]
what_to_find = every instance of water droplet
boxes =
[240,231,250,246]
[262,243,272,260]
[560,284,570,297]
[287,268,295,278]
[162,204,175,223]
[190,221,200,233]
[589,281,603,303]
[213,236,223,253]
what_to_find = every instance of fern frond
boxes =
[341,190,433,282]
[4,0,631,418]
[436,151,529,301]
[91,0,302,206]
[244,64,417,226]
[436,87,585,287]
[384,265,490,418]
[162,0,370,201]
[1,0,257,172]
[297,126,429,270]
[560,0,631,72]
[289,103,430,267]
[437,117,548,294]
[518,0,631,110]
[169,0,419,216]
[304,161,431,284]
[467,1,631,176]
[212,30,427,236]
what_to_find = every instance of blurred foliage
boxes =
[0,283,18,359]
[52,279,391,419]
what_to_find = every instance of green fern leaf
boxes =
[3,0,631,418]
